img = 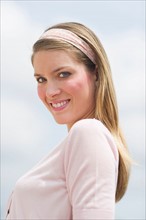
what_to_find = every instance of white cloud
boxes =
[2,98,43,150]
[1,2,27,35]
[103,30,145,103]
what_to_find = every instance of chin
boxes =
[53,116,74,125]
[53,117,69,125]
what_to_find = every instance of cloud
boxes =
[103,30,145,105]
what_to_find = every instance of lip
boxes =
[50,99,70,111]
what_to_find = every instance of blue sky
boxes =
[1,1,145,219]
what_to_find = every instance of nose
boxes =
[45,83,61,98]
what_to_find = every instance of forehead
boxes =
[33,49,85,74]
[33,49,79,65]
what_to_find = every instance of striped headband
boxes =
[39,28,96,64]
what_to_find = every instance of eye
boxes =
[59,72,71,78]
[36,77,46,83]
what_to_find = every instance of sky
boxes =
[1,0,145,219]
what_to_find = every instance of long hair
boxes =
[32,22,131,202]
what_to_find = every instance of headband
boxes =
[39,28,96,64]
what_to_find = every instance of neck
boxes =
[67,107,95,131]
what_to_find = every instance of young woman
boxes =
[6,22,131,219]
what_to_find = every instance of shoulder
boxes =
[69,118,111,138]
[66,118,118,161]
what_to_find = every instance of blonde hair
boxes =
[32,22,131,202]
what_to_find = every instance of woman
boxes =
[6,22,131,219]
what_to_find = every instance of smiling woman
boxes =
[33,50,96,128]
[6,22,132,220]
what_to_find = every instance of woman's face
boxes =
[33,50,96,129]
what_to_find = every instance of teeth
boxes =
[52,100,69,108]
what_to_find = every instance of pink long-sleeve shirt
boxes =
[6,119,119,220]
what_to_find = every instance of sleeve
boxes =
[64,119,119,220]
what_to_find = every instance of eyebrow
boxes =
[34,66,70,77]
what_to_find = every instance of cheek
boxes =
[66,76,93,95]
[65,82,82,97]
[67,77,87,91]
[37,86,45,100]
[71,78,95,104]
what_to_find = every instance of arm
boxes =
[64,119,119,220]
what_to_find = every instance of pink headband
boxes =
[39,28,96,64]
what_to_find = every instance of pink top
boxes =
[6,119,119,220]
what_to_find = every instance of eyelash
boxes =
[36,72,71,83]
[59,72,71,78]
[36,77,46,83]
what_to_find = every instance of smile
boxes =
[50,99,70,111]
